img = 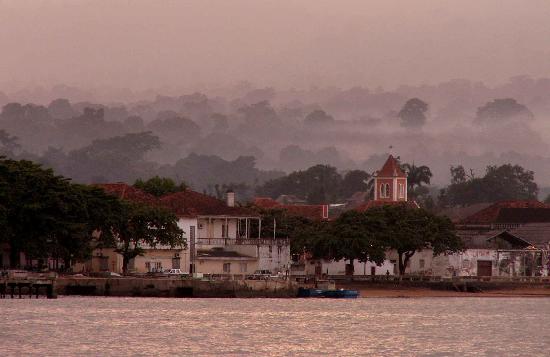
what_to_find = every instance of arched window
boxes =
[380,184,385,198]
[385,184,390,198]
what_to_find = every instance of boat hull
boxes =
[297,288,360,299]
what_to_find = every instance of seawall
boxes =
[57,277,297,298]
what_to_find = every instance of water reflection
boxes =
[1,297,549,356]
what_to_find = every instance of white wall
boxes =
[304,259,395,276]
[257,244,291,273]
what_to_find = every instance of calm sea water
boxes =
[1,297,549,356]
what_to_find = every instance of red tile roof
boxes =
[376,155,406,177]
[253,197,281,209]
[95,183,158,205]
[97,182,256,218]
[460,200,550,224]
[355,200,420,212]
[160,190,257,217]
[253,197,329,220]
[284,205,329,221]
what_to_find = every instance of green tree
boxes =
[0,157,121,268]
[398,98,428,128]
[304,109,335,126]
[65,131,160,183]
[290,211,386,275]
[111,201,185,273]
[367,205,463,275]
[256,164,342,204]
[475,98,533,124]
[401,163,432,191]
[440,164,538,207]
[339,170,371,199]
[134,176,187,197]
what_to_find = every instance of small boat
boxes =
[297,287,325,297]
[297,287,359,299]
[322,289,359,299]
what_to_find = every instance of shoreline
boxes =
[338,284,550,298]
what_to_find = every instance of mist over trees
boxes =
[2,75,550,207]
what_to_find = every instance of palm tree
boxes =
[402,163,432,191]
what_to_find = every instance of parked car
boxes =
[247,270,273,280]
[164,269,186,276]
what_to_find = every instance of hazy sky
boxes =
[2,0,550,91]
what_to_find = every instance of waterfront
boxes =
[1,297,550,356]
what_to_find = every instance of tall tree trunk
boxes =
[122,255,129,274]
[9,245,20,268]
[399,251,415,276]
[121,240,130,274]
[348,258,355,277]
[398,252,405,276]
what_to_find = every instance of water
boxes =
[1,297,549,356]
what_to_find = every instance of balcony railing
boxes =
[195,237,290,246]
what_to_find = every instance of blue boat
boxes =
[297,287,359,299]
[322,289,359,299]
[297,287,325,297]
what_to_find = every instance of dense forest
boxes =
[1,76,550,206]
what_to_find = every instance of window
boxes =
[239,263,247,273]
[223,263,231,273]
[399,183,405,198]
[419,259,425,269]
[380,183,391,198]
[221,224,227,238]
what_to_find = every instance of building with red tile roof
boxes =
[460,200,550,225]
[253,197,329,220]
[160,190,257,218]
[94,184,290,276]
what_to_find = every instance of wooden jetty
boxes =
[0,270,57,299]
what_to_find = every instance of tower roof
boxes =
[376,155,406,177]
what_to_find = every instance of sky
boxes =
[1,0,550,91]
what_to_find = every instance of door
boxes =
[370,266,376,276]
[172,257,181,269]
[99,256,109,271]
[477,261,492,276]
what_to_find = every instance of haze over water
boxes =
[1,297,549,356]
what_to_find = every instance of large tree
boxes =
[111,201,185,273]
[339,170,371,199]
[257,164,343,204]
[304,109,335,126]
[367,205,463,275]
[475,98,533,124]
[440,164,538,207]
[0,157,121,268]
[134,176,187,197]
[398,98,428,128]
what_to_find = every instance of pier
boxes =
[0,271,57,299]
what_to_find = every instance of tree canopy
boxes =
[111,200,185,273]
[439,164,538,207]
[0,157,121,268]
[257,164,347,204]
[304,109,335,126]
[366,205,462,275]
[475,98,533,124]
[134,176,187,197]
[292,204,462,276]
[398,98,428,128]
